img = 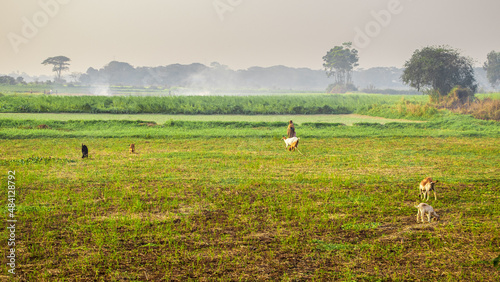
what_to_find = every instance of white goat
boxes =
[415,203,440,223]
[282,137,299,149]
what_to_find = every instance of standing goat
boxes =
[419,177,438,200]
[282,136,299,152]
[415,203,440,223]
[82,144,89,158]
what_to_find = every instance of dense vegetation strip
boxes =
[0,94,426,115]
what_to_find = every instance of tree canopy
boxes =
[0,76,25,85]
[42,56,71,83]
[322,42,359,87]
[483,50,500,88]
[401,46,477,97]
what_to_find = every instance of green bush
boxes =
[353,122,383,127]
[326,83,358,93]
[302,122,345,128]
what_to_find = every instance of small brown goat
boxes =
[129,144,135,153]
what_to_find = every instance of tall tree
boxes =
[483,50,500,88]
[323,42,359,87]
[42,56,71,83]
[401,46,477,97]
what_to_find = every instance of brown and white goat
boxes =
[419,177,438,200]
[282,136,299,151]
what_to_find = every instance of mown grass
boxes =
[0,125,499,280]
[0,113,498,139]
[0,112,423,126]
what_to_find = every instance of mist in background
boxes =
[1,0,499,90]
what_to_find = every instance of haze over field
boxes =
[1,0,500,77]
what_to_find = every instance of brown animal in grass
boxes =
[419,177,438,200]
[129,144,135,153]
[282,136,300,151]
[288,139,299,151]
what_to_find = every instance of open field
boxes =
[0,93,498,280]
[1,123,499,280]
[1,112,498,140]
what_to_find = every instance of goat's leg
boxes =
[433,191,437,200]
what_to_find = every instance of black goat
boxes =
[82,144,88,158]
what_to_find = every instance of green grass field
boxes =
[0,93,499,280]
[1,120,499,281]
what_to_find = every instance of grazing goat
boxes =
[282,136,299,151]
[82,144,88,158]
[129,144,135,153]
[419,177,438,200]
[415,203,439,223]
[288,140,299,152]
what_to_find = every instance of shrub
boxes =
[353,122,383,127]
[326,83,358,93]
[396,99,438,117]
[427,89,442,103]
[445,86,475,108]
[466,98,500,121]
[434,87,500,121]
[302,122,345,128]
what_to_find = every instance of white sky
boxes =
[1,0,500,76]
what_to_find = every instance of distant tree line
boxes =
[0,76,26,85]
[3,50,498,93]
[74,61,495,92]
[78,61,333,90]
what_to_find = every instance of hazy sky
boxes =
[2,0,500,76]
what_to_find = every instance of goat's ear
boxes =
[434,180,439,183]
